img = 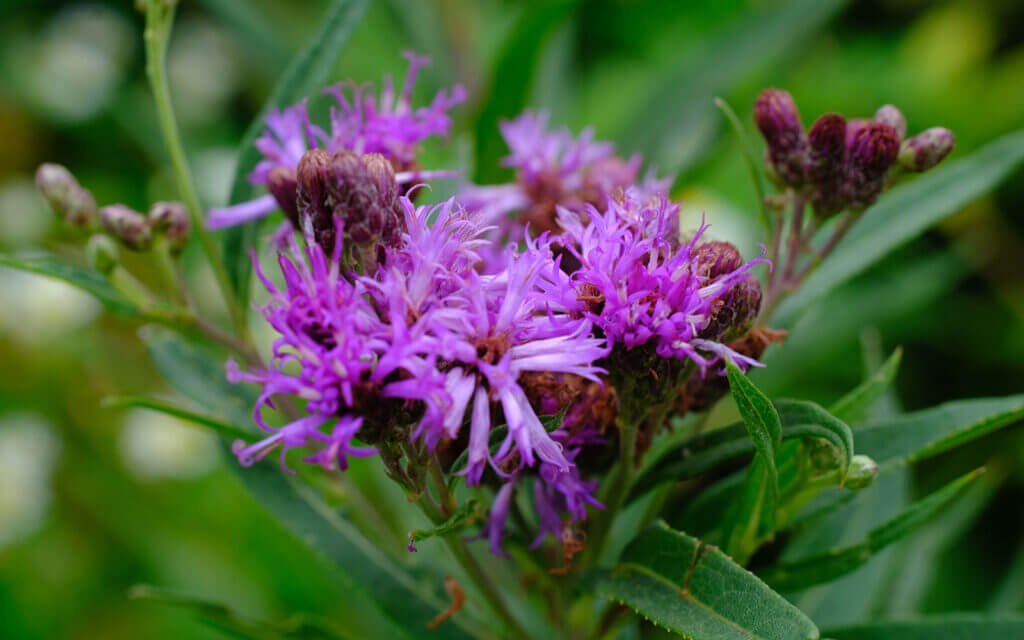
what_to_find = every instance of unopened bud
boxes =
[844,121,900,209]
[296,149,333,248]
[148,201,190,253]
[100,204,152,251]
[86,234,119,274]
[267,167,299,227]
[899,127,954,172]
[805,114,848,217]
[35,163,97,229]
[693,241,743,280]
[754,88,806,186]
[328,150,385,246]
[693,242,762,341]
[873,104,907,141]
[361,153,406,248]
[844,454,879,489]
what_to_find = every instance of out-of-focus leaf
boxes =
[854,395,1024,471]
[773,128,1024,327]
[714,97,769,230]
[825,615,1024,640]
[586,521,820,640]
[101,395,253,442]
[129,584,355,640]
[631,399,852,500]
[828,347,902,425]
[0,252,137,316]
[620,0,847,173]
[989,543,1024,612]
[472,1,577,184]
[408,498,484,547]
[759,469,983,591]
[221,0,370,304]
[194,0,290,70]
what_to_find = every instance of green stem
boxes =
[142,2,247,338]
[583,413,640,566]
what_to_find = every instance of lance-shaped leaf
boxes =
[773,128,1024,327]
[221,0,370,303]
[828,347,902,425]
[587,521,820,640]
[102,395,253,442]
[853,395,1024,471]
[824,614,1024,640]
[758,468,983,591]
[0,252,138,317]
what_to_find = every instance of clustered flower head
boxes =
[754,88,954,216]
[220,55,770,554]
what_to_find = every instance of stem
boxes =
[142,2,247,338]
[583,413,640,566]
[414,495,533,640]
[792,213,853,284]
[780,196,805,284]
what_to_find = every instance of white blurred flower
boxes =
[119,409,219,481]
[0,177,52,246]
[0,269,101,344]
[30,5,134,122]
[169,18,242,125]
[0,414,61,549]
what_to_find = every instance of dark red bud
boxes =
[267,167,299,227]
[754,88,807,186]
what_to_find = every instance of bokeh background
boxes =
[1,1,1023,638]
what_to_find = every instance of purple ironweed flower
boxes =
[207,52,466,230]
[554,189,766,375]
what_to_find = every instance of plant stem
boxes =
[414,495,532,640]
[142,2,247,338]
[582,413,639,566]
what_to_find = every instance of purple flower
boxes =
[207,52,465,230]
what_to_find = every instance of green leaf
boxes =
[472,0,577,184]
[101,395,253,442]
[853,394,1024,472]
[758,469,983,591]
[620,0,847,173]
[587,521,819,640]
[824,614,1024,640]
[828,347,902,426]
[0,251,138,316]
[713,97,770,231]
[773,128,1024,327]
[408,498,485,547]
[221,0,370,303]
[630,400,853,500]
[194,0,289,70]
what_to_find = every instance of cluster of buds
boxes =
[289,148,406,267]
[754,89,954,215]
[35,163,98,230]
[97,201,190,254]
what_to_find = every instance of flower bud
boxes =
[873,104,907,141]
[693,241,744,280]
[362,153,406,248]
[296,149,333,248]
[35,163,97,229]
[843,121,900,209]
[328,150,385,246]
[754,88,807,186]
[148,201,190,254]
[100,204,152,251]
[805,114,848,217]
[844,454,879,489]
[267,166,299,227]
[86,234,119,274]
[899,127,954,172]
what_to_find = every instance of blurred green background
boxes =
[1,1,1023,638]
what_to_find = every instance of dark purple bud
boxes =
[692,242,762,341]
[873,104,907,141]
[100,204,152,251]
[148,201,190,254]
[328,150,385,247]
[754,88,807,186]
[362,153,406,248]
[692,241,743,280]
[267,167,299,227]
[899,127,954,172]
[36,163,97,229]
[844,121,900,209]
[86,234,119,274]
[296,149,333,248]
[804,114,848,217]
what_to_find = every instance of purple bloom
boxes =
[207,52,465,230]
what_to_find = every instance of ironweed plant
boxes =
[10,1,1024,639]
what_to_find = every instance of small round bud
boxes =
[844,121,900,209]
[807,440,843,474]
[844,454,879,489]
[328,150,385,247]
[805,114,848,217]
[267,167,299,227]
[36,163,97,229]
[35,163,75,204]
[86,234,119,274]
[899,127,954,172]
[148,201,191,254]
[873,104,907,141]
[693,242,762,341]
[754,88,807,186]
[361,153,398,204]
[296,149,331,214]
[100,204,152,251]
[692,241,743,280]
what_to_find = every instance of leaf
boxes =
[824,614,1024,640]
[620,0,847,173]
[472,0,577,184]
[828,347,902,425]
[221,0,370,303]
[408,498,485,547]
[587,521,820,640]
[0,251,138,316]
[773,128,1024,327]
[758,469,983,591]
[101,395,253,442]
[853,394,1024,472]
[194,0,289,70]
[714,97,770,231]
[630,400,853,500]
